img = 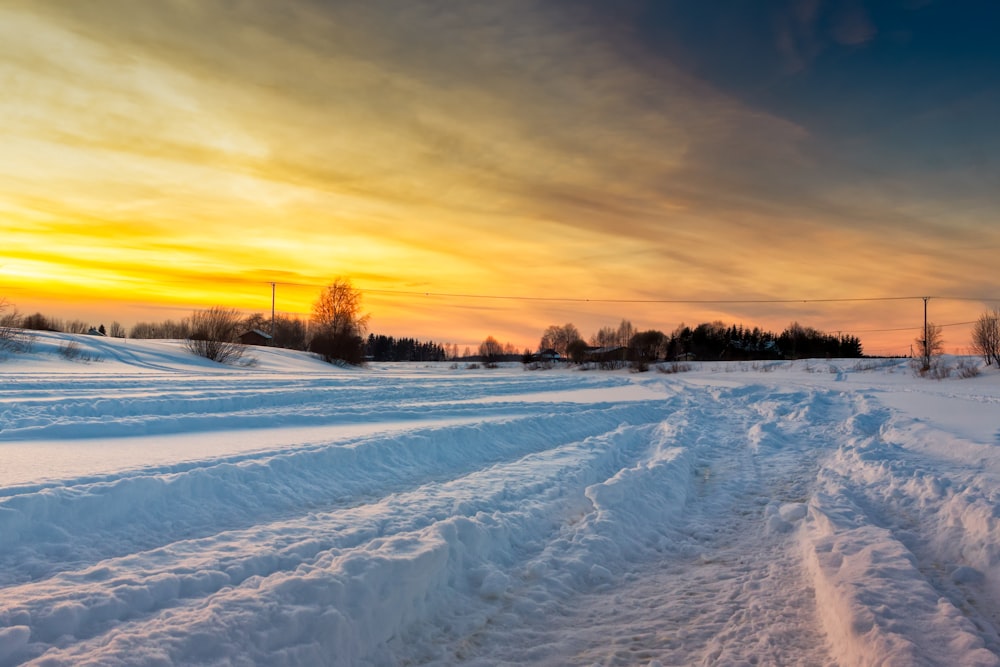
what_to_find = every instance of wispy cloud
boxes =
[0,0,995,350]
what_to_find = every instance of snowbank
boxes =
[2,337,999,664]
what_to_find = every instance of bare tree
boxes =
[0,299,18,339]
[309,277,369,364]
[591,325,617,348]
[539,323,582,356]
[109,321,126,338]
[478,336,504,368]
[1,299,33,353]
[914,322,944,373]
[972,307,1000,367]
[130,319,191,339]
[65,320,89,334]
[616,319,636,350]
[186,306,246,364]
[244,312,308,350]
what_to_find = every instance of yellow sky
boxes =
[1,1,997,355]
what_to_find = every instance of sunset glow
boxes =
[2,1,998,354]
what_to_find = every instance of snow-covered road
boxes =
[2,334,999,666]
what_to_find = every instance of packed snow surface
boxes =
[2,333,1000,666]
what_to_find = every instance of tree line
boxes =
[365,335,447,362]
[524,319,863,368]
[4,286,999,371]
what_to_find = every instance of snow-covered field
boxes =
[2,333,1000,666]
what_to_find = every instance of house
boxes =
[239,329,273,346]
[533,348,561,362]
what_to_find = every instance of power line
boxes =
[257,282,996,340]
[852,320,979,334]
[357,288,932,305]
[254,280,997,308]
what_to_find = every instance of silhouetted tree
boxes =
[130,319,191,339]
[667,324,693,360]
[913,322,944,373]
[972,307,1000,367]
[615,319,636,350]
[539,323,582,357]
[566,338,590,364]
[243,313,308,350]
[478,336,504,368]
[591,325,617,348]
[776,322,860,360]
[690,321,729,359]
[64,320,89,334]
[309,278,369,365]
[21,312,59,331]
[630,330,666,363]
[365,334,446,361]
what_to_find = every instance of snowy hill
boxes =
[2,333,999,665]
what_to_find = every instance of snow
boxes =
[2,333,1000,666]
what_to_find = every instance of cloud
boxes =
[772,0,875,73]
[773,0,824,73]
[830,3,877,45]
[1,0,995,352]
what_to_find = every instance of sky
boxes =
[1,0,998,355]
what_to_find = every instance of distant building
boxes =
[86,327,106,336]
[587,346,625,360]
[239,329,273,346]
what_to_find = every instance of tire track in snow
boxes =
[422,384,844,666]
[0,371,630,441]
[1,399,676,665]
[804,391,1000,666]
[0,401,672,587]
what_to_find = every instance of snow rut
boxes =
[6,356,996,666]
[803,392,1000,667]
[0,372,627,441]
[0,371,673,666]
[422,384,844,666]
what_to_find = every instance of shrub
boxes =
[186,307,246,364]
[58,341,101,363]
[630,359,650,373]
[955,358,981,379]
[657,361,692,374]
[0,300,34,354]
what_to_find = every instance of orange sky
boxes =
[2,1,998,355]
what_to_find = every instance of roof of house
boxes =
[241,329,273,339]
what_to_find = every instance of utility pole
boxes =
[923,296,929,361]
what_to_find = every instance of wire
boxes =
[357,288,931,305]
[257,280,998,308]
[851,320,978,334]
